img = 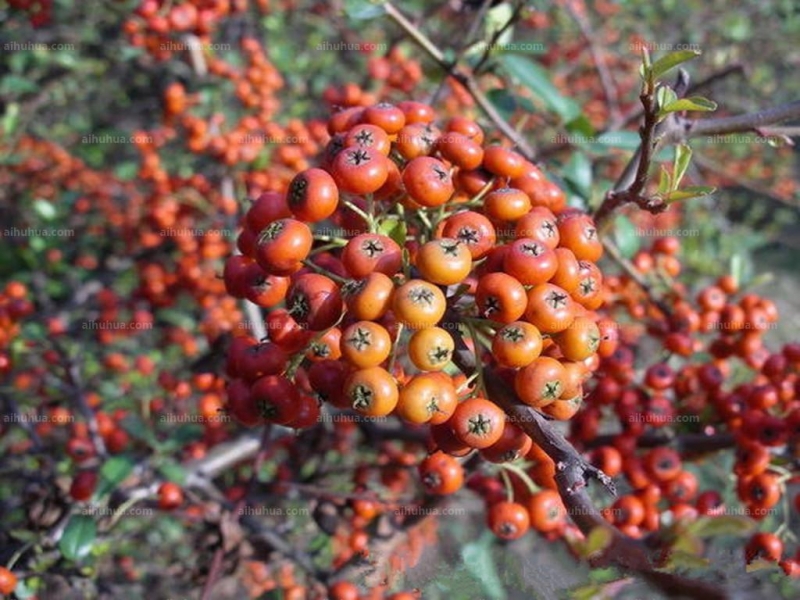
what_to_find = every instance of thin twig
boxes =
[384,2,536,159]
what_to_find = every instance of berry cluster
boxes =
[573,237,800,570]
[223,99,616,545]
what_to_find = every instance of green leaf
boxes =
[461,531,506,600]
[96,456,134,498]
[565,115,595,138]
[157,460,188,486]
[672,144,692,190]
[664,185,715,203]
[658,96,717,117]
[656,86,678,112]
[730,253,745,288]
[486,88,517,123]
[343,0,385,19]
[377,216,407,248]
[563,152,592,199]
[499,54,581,122]
[570,584,604,600]
[658,165,673,195]
[612,215,641,259]
[33,199,57,221]
[591,131,641,151]
[686,516,755,538]
[2,102,20,136]
[0,75,39,95]
[59,515,97,561]
[651,49,701,79]
[666,550,710,569]
[584,526,613,557]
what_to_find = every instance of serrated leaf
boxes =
[96,457,134,498]
[563,152,592,199]
[499,54,581,122]
[59,515,97,561]
[672,144,692,190]
[343,0,385,20]
[584,526,613,557]
[686,516,755,538]
[377,216,407,248]
[612,215,641,259]
[651,49,701,78]
[659,97,717,117]
[664,185,715,203]
[461,532,506,600]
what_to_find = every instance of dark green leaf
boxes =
[590,131,642,151]
[499,54,581,122]
[565,115,595,138]
[343,0,385,20]
[59,515,97,561]
[157,460,188,486]
[96,457,134,498]
[563,152,592,199]
[461,531,506,599]
[651,49,701,78]
[486,88,518,123]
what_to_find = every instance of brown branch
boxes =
[444,311,732,599]
[383,2,535,160]
[594,78,666,227]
